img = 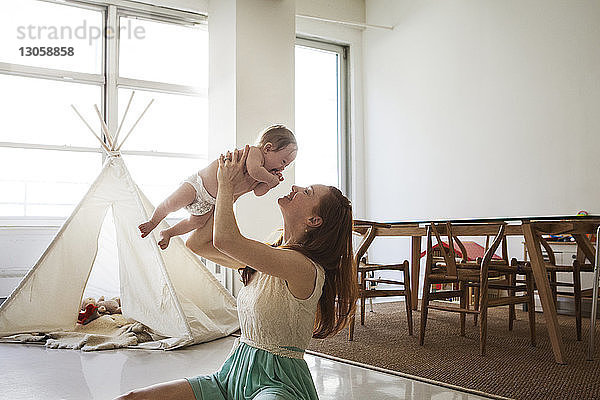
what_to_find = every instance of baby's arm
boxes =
[253,183,269,197]
[246,146,280,187]
[253,171,283,196]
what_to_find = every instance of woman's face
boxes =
[278,184,329,225]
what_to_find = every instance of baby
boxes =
[138,124,297,249]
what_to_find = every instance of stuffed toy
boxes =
[97,296,122,315]
[78,297,99,325]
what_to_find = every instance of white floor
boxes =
[1,336,492,400]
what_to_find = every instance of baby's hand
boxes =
[268,171,282,188]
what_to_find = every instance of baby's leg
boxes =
[138,183,196,238]
[158,212,212,250]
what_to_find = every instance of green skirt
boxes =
[186,341,319,400]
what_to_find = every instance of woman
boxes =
[116,146,356,400]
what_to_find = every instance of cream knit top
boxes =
[236,261,325,359]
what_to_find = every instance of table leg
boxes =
[411,236,421,310]
[523,223,567,364]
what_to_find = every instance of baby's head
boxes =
[257,124,298,173]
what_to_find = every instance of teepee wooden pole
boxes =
[71,105,111,154]
[117,98,154,151]
[93,104,114,150]
[114,90,135,149]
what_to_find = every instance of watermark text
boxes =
[16,19,145,46]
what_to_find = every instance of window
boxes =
[115,14,208,217]
[294,38,350,195]
[0,0,104,217]
[0,0,207,218]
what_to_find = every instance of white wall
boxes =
[364,0,600,222]
[363,0,600,269]
[297,0,365,23]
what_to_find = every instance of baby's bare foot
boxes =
[158,231,171,250]
[138,221,158,238]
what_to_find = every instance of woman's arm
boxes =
[213,147,314,283]
[185,215,246,270]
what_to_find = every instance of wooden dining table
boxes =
[353,215,600,364]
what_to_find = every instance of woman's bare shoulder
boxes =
[284,252,320,300]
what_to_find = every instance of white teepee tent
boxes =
[0,93,238,349]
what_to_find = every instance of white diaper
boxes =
[182,173,216,216]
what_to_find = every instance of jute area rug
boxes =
[307,301,600,400]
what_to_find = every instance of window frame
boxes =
[108,5,208,157]
[295,37,351,197]
[0,0,209,212]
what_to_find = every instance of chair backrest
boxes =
[430,222,458,276]
[483,228,510,263]
[538,235,557,265]
[427,222,507,277]
[481,224,506,269]
[351,223,376,267]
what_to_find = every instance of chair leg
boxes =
[508,273,515,331]
[550,271,558,305]
[403,261,414,336]
[573,261,582,341]
[360,295,366,325]
[419,278,431,346]
[479,272,489,356]
[468,285,473,313]
[460,281,467,336]
[525,271,536,347]
[473,286,480,326]
[348,312,355,341]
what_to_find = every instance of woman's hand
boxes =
[217,145,250,191]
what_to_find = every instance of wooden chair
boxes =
[514,236,595,341]
[466,232,516,329]
[419,222,536,355]
[348,223,413,341]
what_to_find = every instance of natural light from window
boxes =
[294,45,340,189]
